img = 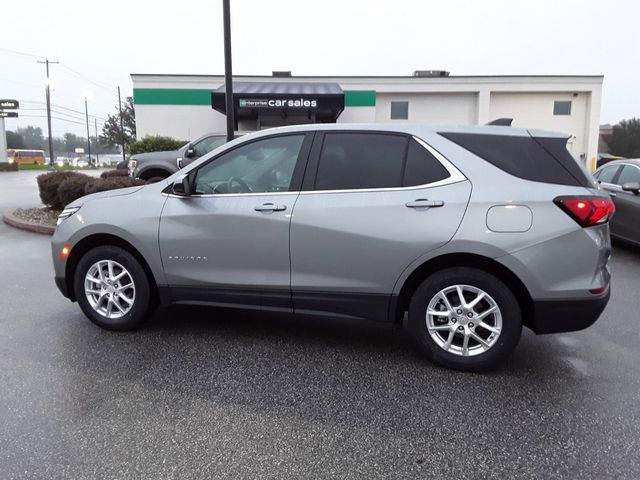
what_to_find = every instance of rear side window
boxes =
[438,132,591,187]
[403,139,450,186]
[315,133,407,190]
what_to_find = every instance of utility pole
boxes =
[117,86,126,163]
[84,97,92,165]
[222,0,235,142]
[37,58,59,165]
[94,118,99,166]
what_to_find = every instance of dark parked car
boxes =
[594,159,640,246]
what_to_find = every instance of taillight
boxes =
[554,196,615,227]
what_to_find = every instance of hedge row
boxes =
[37,171,146,210]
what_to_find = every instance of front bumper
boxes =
[54,276,73,301]
[528,289,610,334]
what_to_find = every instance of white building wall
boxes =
[136,105,226,141]
[131,74,603,169]
[374,92,477,124]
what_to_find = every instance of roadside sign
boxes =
[0,100,19,109]
[0,111,18,118]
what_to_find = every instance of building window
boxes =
[553,101,572,116]
[390,101,409,120]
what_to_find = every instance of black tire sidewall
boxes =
[408,267,522,371]
[73,246,151,331]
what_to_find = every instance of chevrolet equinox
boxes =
[52,124,613,371]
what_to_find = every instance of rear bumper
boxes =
[528,289,610,334]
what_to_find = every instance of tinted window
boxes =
[403,139,450,186]
[315,133,407,190]
[439,132,589,187]
[390,101,409,120]
[618,165,640,185]
[194,135,304,194]
[553,101,572,115]
[596,165,621,184]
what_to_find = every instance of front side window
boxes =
[193,135,304,194]
[596,165,620,184]
[315,133,407,190]
[194,136,227,157]
[618,165,640,185]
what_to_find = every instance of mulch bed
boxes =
[12,207,61,227]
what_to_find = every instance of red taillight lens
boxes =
[554,196,615,227]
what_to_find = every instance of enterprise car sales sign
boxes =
[239,98,318,109]
[0,111,18,118]
[0,100,19,109]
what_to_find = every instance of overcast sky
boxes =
[1,0,638,137]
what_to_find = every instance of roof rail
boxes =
[486,118,513,126]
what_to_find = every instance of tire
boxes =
[73,245,153,331]
[408,267,522,372]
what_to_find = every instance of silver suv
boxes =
[52,124,613,371]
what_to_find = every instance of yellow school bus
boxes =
[7,149,46,165]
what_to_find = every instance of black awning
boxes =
[211,82,344,122]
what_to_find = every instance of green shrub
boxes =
[37,171,87,209]
[84,176,146,195]
[100,169,129,179]
[0,163,18,172]
[57,174,94,208]
[128,136,186,155]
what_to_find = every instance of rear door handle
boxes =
[609,192,617,197]
[254,203,287,212]
[405,199,445,209]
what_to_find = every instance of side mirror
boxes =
[184,144,196,158]
[622,181,640,194]
[171,174,192,196]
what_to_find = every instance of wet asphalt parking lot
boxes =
[1,171,639,479]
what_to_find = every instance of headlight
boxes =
[8,158,13,164]
[128,159,137,170]
[57,207,81,226]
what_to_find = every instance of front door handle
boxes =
[405,199,445,209]
[609,192,617,198]
[254,203,287,212]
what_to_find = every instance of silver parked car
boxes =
[52,124,613,371]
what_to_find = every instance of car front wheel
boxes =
[73,246,153,330]
[408,267,522,371]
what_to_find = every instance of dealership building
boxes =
[131,71,603,170]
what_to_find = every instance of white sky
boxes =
[1,0,638,137]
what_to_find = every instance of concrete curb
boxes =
[3,212,55,235]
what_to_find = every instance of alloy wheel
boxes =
[84,260,136,319]
[426,284,502,357]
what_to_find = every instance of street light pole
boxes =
[222,0,235,142]
[37,58,59,165]
[94,118,99,166]
[84,97,92,165]
[117,86,126,163]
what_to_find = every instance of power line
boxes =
[19,114,95,126]
[0,47,45,60]
[58,63,115,92]
[20,106,107,122]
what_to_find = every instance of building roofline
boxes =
[130,73,604,80]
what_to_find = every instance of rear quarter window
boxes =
[438,132,591,187]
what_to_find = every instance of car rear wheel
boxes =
[74,246,153,330]
[408,267,522,371]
